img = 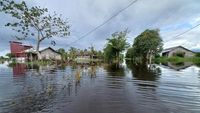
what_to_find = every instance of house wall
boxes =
[168,47,195,57]
[10,41,32,57]
[38,49,61,60]
[10,42,23,54]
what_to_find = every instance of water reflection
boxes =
[104,63,125,77]
[0,60,5,64]
[0,67,57,113]
[126,61,161,81]
[162,62,193,71]
[0,63,74,113]
[0,62,200,113]
[126,61,162,109]
[12,63,27,76]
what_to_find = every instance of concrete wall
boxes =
[38,49,61,60]
[168,47,195,57]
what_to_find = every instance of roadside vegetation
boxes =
[126,29,163,64]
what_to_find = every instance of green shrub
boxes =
[195,53,200,57]
[173,52,185,57]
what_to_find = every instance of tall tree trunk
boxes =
[36,32,41,60]
[149,53,152,64]
[36,40,40,52]
[116,52,119,62]
[149,50,153,65]
[36,31,40,52]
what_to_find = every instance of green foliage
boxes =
[68,47,77,60]
[0,56,4,59]
[89,45,95,55]
[104,29,129,62]
[131,29,163,63]
[96,50,104,59]
[195,52,200,57]
[104,45,116,62]
[0,56,7,62]
[6,53,15,59]
[58,48,68,61]
[67,47,104,61]
[173,51,185,57]
[0,0,70,51]
[126,47,134,59]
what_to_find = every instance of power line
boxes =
[65,0,138,47]
[164,23,200,42]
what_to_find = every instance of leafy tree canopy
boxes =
[104,29,130,62]
[127,29,163,63]
[0,0,70,51]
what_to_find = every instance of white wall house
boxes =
[38,47,61,60]
[161,46,195,57]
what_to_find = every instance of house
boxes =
[161,46,195,57]
[38,47,61,60]
[75,51,98,61]
[76,51,91,59]
[10,41,61,61]
[10,41,33,61]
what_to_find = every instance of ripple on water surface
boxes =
[0,63,200,113]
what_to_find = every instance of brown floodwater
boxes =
[0,61,200,113]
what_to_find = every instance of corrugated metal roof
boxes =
[162,46,195,53]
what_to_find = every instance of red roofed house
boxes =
[9,41,36,61]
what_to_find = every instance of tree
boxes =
[196,52,200,57]
[6,53,15,59]
[79,50,84,56]
[132,29,163,64]
[68,47,77,60]
[104,30,129,62]
[103,45,115,62]
[126,47,134,59]
[0,0,70,52]
[97,50,104,59]
[89,45,97,60]
[58,48,68,61]
[0,56,5,61]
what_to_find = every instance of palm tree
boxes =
[89,45,96,60]
[68,47,77,60]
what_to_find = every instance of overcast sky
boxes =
[0,0,200,56]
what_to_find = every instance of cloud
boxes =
[0,0,200,56]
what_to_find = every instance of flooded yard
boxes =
[0,62,200,113]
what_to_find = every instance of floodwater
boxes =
[0,61,200,113]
